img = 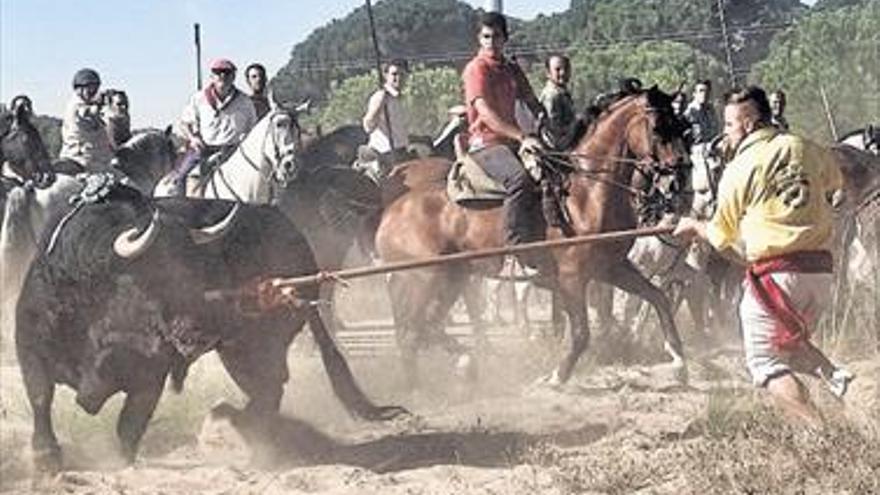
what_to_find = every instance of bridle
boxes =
[538,103,690,222]
[205,110,301,204]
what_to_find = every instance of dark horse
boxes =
[374,88,691,387]
[0,101,54,186]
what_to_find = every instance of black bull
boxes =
[15,186,404,472]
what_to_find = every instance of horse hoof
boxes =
[454,353,479,381]
[530,369,564,390]
[664,341,686,366]
[33,446,62,474]
[367,405,411,421]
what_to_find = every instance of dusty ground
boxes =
[1,281,879,494]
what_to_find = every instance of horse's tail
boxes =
[306,307,406,420]
[356,211,380,259]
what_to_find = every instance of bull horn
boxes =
[114,210,161,259]
[189,203,240,245]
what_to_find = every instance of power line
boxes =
[284,23,795,74]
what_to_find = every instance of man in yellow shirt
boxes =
[674,86,853,426]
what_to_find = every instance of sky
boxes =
[0,0,570,128]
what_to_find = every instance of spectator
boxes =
[59,68,113,172]
[769,89,789,131]
[539,54,578,150]
[245,63,271,120]
[102,89,132,148]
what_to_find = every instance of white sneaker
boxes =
[825,368,855,399]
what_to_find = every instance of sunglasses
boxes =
[212,69,234,77]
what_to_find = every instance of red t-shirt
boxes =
[462,50,518,149]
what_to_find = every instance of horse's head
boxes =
[113,128,178,194]
[258,103,307,186]
[625,87,690,168]
[0,103,53,183]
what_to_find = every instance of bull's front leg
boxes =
[116,377,164,464]
[16,344,61,473]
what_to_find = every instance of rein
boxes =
[540,150,658,199]
[855,186,880,217]
[201,112,296,204]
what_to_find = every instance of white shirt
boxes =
[180,87,257,147]
[363,86,409,153]
[59,95,113,170]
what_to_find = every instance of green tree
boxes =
[528,41,728,109]
[273,0,479,106]
[313,65,461,137]
[752,3,880,141]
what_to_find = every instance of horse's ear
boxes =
[0,112,11,136]
[12,104,27,127]
[164,125,173,138]
[645,85,671,110]
[293,99,311,116]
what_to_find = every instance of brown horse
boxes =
[374,87,691,387]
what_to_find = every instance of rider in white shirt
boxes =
[174,58,257,195]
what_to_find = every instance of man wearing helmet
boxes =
[58,68,113,172]
[174,58,257,196]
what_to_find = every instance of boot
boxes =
[504,183,556,288]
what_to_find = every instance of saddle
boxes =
[447,145,572,230]
[191,145,237,194]
[353,145,416,183]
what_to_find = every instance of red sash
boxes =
[203,86,240,115]
[746,251,832,351]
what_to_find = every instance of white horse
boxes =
[154,106,305,203]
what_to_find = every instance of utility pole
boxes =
[486,0,502,12]
[194,23,202,90]
[364,0,395,152]
[819,84,839,141]
[716,0,737,87]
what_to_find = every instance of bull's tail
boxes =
[306,308,407,421]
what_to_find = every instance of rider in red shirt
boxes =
[461,12,549,274]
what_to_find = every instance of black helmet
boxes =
[72,68,101,88]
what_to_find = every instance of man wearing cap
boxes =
[174,58,257,196]
[59,68,113,172]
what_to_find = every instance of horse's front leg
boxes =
[601,259,687,378]
[549,272,590,385]
[388,271,436,390]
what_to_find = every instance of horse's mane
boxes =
[839,128,866,143]
[563,88,648,149]
[301,124,366,167]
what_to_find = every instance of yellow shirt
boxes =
[706,127,842,261]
